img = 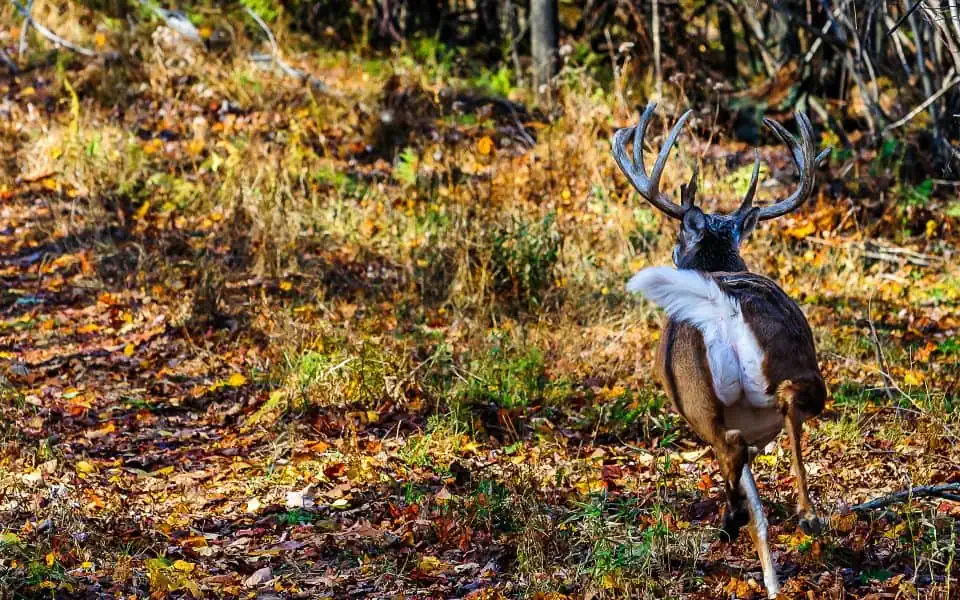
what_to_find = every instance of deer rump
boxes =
[628,267,805,410]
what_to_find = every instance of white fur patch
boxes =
[627,267,772,408]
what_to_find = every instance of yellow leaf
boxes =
[135,201,151,220]
[76,460,96,474]
[94,32,107,48]
[925,219,937,238]
[123,344,135,357]
[173,559,195,572]
[143,139,162,155]
[153,465,175,477]
[227,373,247,387]
[418,555,442,573]
[366,411,379,424]
[785,221,816,239]
[199,25,212,39]
[477,136,494,156]
[279,281,293,291]
[46,552,55,567]
[903,371,923,386]
[77,323,100,334]
[186,138,205,156]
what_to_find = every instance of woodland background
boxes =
[0,0,958,598]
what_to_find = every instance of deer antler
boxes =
[739,112,831,221]
[612,103,693,219]
[735,149,761,216]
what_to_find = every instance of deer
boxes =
[613,103,831,598]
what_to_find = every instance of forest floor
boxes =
[1,13,960,600]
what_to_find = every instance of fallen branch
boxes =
[9,0,100,57]
[137,0,202,43]
[243,7,336,95]
[802,237,943,267]
[850,483,960,512]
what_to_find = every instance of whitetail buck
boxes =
[614,104,831,598]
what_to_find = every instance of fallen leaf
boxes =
[173,559,195,572]
[244,566,272,587]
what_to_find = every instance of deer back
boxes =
[654,271,826,420]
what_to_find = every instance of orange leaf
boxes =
[477,136,494,156]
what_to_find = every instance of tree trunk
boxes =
[477,0,501,43]
[530,0,559,94]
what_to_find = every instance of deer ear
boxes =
[736,207,760,242]
[681,208,706,244]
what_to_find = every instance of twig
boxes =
[887,0,924,35]
[867,299,896,401]
[9,0,99,57]
[802,236,942,266]
[884,72,960,133]
[244,6,335,95]
[18,0,32,57]
[0,48,17,74]
[851,483,960,511]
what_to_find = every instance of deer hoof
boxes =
[720,506,749,542]
[799,513,823,536]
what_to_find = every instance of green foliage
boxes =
[240,0,280,22]
[394,147,419,187]
[409,37,457,81]
[903,178,934,206]
[490,213,562,310]
[399,412,467,471]
[281,509,314,525]
[598,388,676,442]
[563,494,673,587]
[938,337,960,356]
[628,207,659,253]
[471,479,516,531]
[462,335,560,409]
[476,66,513,97]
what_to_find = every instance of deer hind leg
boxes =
[740,462,780,599]
[714,428,749,542]
[777,380,824,535]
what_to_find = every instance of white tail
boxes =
[627,267,771,408]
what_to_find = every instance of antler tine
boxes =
[756,111,826,221]
[633,102,657,173]
[650,109,694,199]
[736,148,761,213]
[611,103,692,219]
[681,164,699,210]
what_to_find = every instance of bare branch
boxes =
[884,71,960,133]
[850,483,960,512]
[244,6,336,95]
[18,0,33,58]
[9,0,99,57]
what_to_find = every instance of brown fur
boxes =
[655,271,826,539]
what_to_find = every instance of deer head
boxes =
[613,103,831,273]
